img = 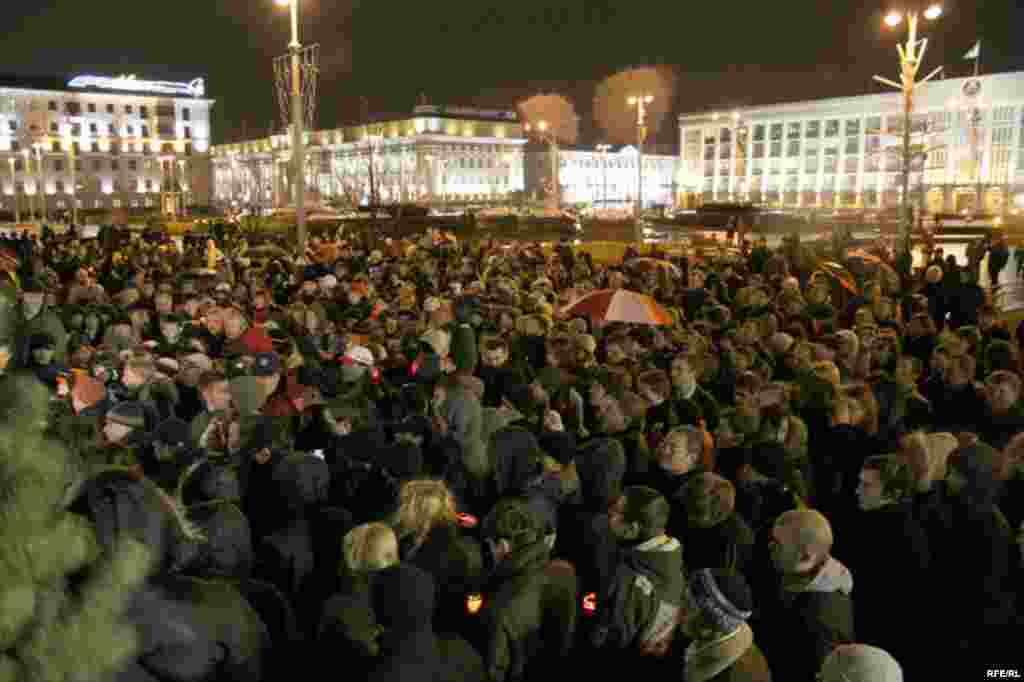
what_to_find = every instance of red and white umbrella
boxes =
[560,289,674,326]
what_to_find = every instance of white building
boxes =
[212,104,526,210]
[0,73,214,220]
[678,70,1024,214]
[525,144,677,209]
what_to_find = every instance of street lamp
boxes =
[628,94,654,218]
[7,158,18,224]
[874,3,944,244]
[275,0,307,258]
[596,143,611,211]
[525,120,559,208]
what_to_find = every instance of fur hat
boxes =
[687,568,753,635]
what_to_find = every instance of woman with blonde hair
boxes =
[318,522,399,664]
[392,479,483,634]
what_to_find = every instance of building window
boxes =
[704,146,716,161]
[89,123,97,134]
[993,127,1013,145]
[71,124,81,137]
[74,160,82,172]
[844,157,859,173]
[787,141,800,157]
[56,180,65,193]
[141,126,150,138]
[92,159,102,171]
[866,116,882,134]
[825,120,840,137]
[125,105,134,114]
[770,142,782,158]
[752,143,765,159]
[7,120,16,131]
[50,122,58,133]
[10,141,18,153]
[845,138,860,155]
[805,159,818,174]
[145,179,152,191]
[140,106,149,118]
[127,125,135,135]
[845,119,861,136]
[128,160,138,171]
[108,123,116,135]
[805,121,820,138]
[752,125,765,142]
[770,124,783,141]
[106,103,115,114]
[91,142,100,153]
[51,141,61,153]
[182,107,191,121]
[48,101,57,111]
[185,144,193,156]
[54,159,64,172]
[720,128,732,144]
[87,103,96,113]
[788,122,801,139]
[13,159,23,172]
[111,160,119,171]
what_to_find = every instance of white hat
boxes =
[318,274,338,289]
[345,345,375,367]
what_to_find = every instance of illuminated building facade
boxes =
[678,71,1024,214]
[0,74,214,219]
[212,104,526,209]
[524,144,678,208]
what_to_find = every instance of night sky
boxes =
[1,0,1022,146]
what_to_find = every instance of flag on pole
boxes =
[964,41,980,61]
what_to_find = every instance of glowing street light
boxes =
[627,94,653,219]
[274,0,307,257]
[874,4,944,244]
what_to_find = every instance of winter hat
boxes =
[180,459,241,506]
[491,427,544,496]
[251,352,281,377]
[481,496,541,546]
[687,568,753,635]
[574,438,626,507]
[371,563,436,636]
[949,442,1001,504]
[819,644,903,682]
[272,451,330,512]
[106,400,148,431]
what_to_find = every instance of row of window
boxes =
[9,179,173,193]
[9,157,188,173]
[5,140,194,156]
[560,158,672,169]
[45,101,191,120]
[7,119,191,139]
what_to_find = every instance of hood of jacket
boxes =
[491,426,543,496]
[186,500,253,580]
[623,535,686,604]
[272,451,330,514]
[685,621,754,682]
[791,556,854,596]
[574,437,626,510]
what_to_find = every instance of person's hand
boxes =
[432,414,449,436]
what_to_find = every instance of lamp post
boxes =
[525,120,559,208]
[22,150,32,220]
[33,143,46,223]
[596,143,611,211]
[875,3,944,244]
[275,0,306,257]
[8,158,18,224]
[628,94,654,218]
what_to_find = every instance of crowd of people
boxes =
[0,224,1021,682]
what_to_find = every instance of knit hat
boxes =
[106,401,148,430]
[251,352,281,377]
[819,644,903,682]
[683,472,736,528]
[686,568,753,635]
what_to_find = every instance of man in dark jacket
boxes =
[835,455,930,679]
[477,497,577,682]
[758,509,855,682]
[591,486,685,659]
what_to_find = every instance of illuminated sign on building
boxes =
[67,75,206,98]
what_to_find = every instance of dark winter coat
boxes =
[757,557,855,682]
[476,539,578,682]
[833,502,931,677]
[403,522,484,636]
[679,512,756,575]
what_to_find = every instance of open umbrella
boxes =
[560,289,674,326]
[626,257,681,277]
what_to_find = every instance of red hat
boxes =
[238,326,274,355]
